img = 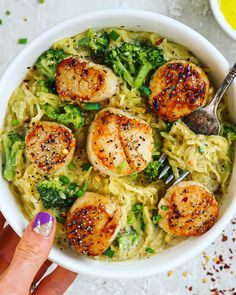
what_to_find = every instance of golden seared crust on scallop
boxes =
[86,107,154,177]
[158,181,218,236]
[66,192,121,256]
[25,121,76,173]
[55,57,119,103]
[149,60,209,121]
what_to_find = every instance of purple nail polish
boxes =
[33,212,54,237]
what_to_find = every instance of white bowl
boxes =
[1,9,236,279]
[210,0,236,40]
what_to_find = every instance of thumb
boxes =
[0,212,56,295]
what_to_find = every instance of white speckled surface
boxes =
[1,1,236,294]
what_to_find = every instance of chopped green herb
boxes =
[75,190,84,197]
[38,0,45,3]
[145,247,155,254]
[109,30,120,41]
[104,247,114,258]
[68,162,76,169]
[132,204,142,214]
[0,19,3,25]
[152,214,161,225]
[139,85,152,97]
[56,215,65,224]
[85,102,101,111]
[18,38,28,45]
[160,205,168,211]
[82,163,92,171]
[118,161,127,169]
[11,119,19,126]
[198,146,203,153]
[75,182,87,197]
[5,10,10,16]
[127,214,134,224]
[68,183,77,190]
[59,175,70,185]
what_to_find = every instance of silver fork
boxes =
[158,153,189,185]
[182,62,236,135]
[158,62,236,185]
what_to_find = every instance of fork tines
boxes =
[158,153,189,185]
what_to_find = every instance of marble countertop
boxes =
[0,0,236,294]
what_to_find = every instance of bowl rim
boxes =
[210,0,236,40]
[1,8,236,279]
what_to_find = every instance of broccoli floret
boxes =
[105,42,165,89]
[117,228,139,250]
[127,204,145,233]
[42,104,84,130]
[3,132,25,181]
[78,28,109,58]
[144,158,181,182]
[57,105,84,129]
[37,178,87,209]
[36,79,56,94]
[144,160,163,182]
[35,48,69,82]
[222,124,236,142]
[37,178,71,209]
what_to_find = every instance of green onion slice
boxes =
[59,175,70,185]
[145,247,155,254]
[85,103,101,111]
[104,247,115,258]
[109,30,120,41]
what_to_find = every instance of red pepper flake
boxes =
[210,288,219,295]
[156,38,164,46]
[188,286,192,291]
[224,264,230,269]
[218,255,223,263]
[221,234,228,242]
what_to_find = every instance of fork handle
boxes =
[210,62,236,110]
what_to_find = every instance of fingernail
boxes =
[32,212,54,237]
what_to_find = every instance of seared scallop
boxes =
[87,107,154,177]
[66,192,121,256]
[149,60,210,121]
[55,57,119,103]
[25,121,76,173]
[158,181,218,236]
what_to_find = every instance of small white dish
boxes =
[210,0,236,40]
[0,9,236,279]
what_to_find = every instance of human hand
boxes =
[0,211,77,295]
